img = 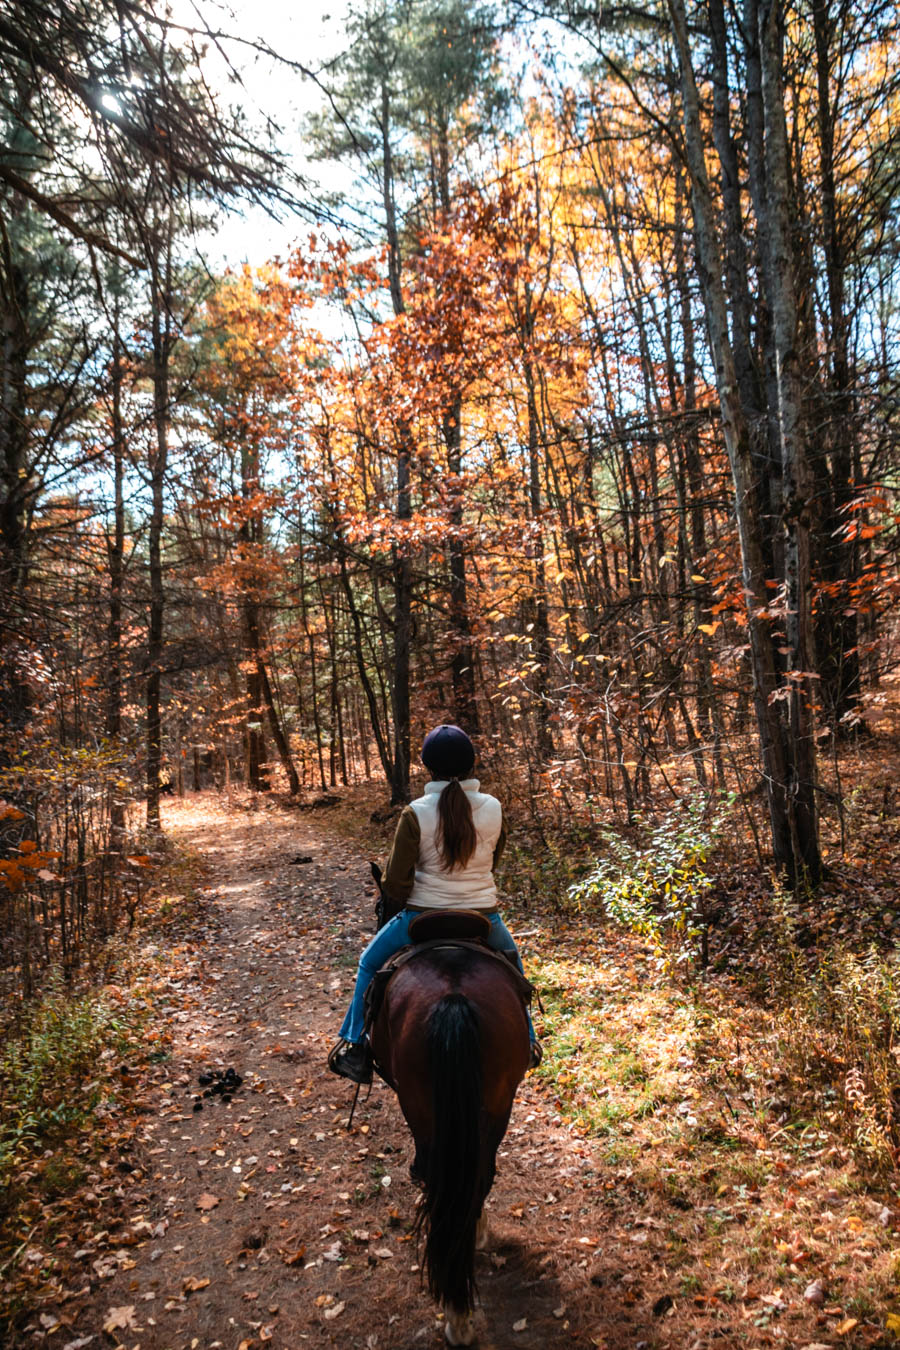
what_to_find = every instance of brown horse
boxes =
[371,936,531,1346]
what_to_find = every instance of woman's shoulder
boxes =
[470,788,503,817]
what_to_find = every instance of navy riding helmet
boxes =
[421,724,475,780]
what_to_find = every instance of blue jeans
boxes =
[338,909,536,1044]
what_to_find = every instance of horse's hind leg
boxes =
[444,1308,476,1346]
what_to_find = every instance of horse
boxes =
[370,913,532,1346]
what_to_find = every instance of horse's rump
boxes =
[373,945,530,1116]
[372,945,530,1319]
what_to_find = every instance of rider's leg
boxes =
[485,913,539,1048]
[338,909,413,1044]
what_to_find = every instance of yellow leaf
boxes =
[691,573,707,583]
[886,1312,900,1333]
[698,623,719,636]
[835,1318,859,1335]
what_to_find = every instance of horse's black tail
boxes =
[417,992,484,1314]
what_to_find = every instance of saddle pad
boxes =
[408,908,492,944]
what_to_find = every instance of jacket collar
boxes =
[424,778,479,794]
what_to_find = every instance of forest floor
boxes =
[3,788,900,1350]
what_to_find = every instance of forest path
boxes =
[57,795,651,1350]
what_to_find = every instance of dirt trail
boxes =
[34,796,658,1350]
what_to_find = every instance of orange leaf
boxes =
[183,1276,210,1292]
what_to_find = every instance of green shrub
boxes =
[568,792,735,966]
[0,982,139,1186]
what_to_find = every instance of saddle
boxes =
[363,908,535,1084]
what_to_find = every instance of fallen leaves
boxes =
[11,798,900,1350]
[803,1279,826,1305]
[102,1305,137,1334]
[319,1296,345,1320]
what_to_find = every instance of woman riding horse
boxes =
[328,723,541,1084]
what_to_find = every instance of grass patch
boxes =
[530,942,690,1137]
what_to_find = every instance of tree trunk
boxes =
[757,0,821,881]
[811,0,860,729]
[381,74,411,804]
[390,433,412,804]
[145,218,173,832]
[0,214,31,750]
[668,0,821,884]
[443,396,479,734]
[258,658,300,794]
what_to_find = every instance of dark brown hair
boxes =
[436,779,477,871]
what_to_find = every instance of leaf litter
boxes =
[4,787,900,1347]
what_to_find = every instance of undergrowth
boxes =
[0,980,146,1197]
[0,837,200,1217]
[567,791,735,968]
[772,936,900,1170]
[515,793,900,1173]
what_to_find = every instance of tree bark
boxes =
[145,215,173,831]
[667,0,821,884]
[757,0,821,881]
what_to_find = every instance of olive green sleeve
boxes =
[492,816,508,870]
[383,806,420,902]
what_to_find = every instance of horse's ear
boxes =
[370,861,383,885]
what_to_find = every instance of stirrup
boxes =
[327,1038,373,1085]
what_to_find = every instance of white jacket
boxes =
[382,778,504,910]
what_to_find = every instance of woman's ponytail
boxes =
[436,779,477,871]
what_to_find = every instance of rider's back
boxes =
[408,778,501,910]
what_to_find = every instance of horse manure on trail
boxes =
[191,1065,243,1111]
